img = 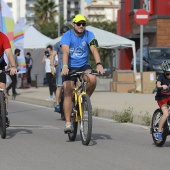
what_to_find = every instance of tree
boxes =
[34,0,58,38]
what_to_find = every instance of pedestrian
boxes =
[0,31,18,127]
[6,48,20,96]
[42,46,57,100]
[50,14,104,133]
[25,52,33,88]
[154,60,170,141]
[53,25,70,113]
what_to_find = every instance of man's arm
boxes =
[61,45,69,75]
[50,50,57,75]
[5,48,17,75]
[90,46,105,74]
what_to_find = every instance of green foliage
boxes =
[142,112,151,126]
[113,107,133,123]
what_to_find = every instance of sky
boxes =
[85,0,91,4]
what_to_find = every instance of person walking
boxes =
[25,52,33,88]
[6,48,20,96]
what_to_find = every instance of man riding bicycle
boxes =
[0,32,18,126]
[59,14,105,133]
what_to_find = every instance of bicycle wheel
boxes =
[60,90,65,120]
[151,109,168,146]
[80,94,92,145]
[0,91,6,139]
[68,105,78,141]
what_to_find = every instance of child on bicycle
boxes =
[154,60,170,140]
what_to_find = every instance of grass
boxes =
[113,107,133,123]
[142,112,151,126]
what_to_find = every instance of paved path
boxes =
[8,86,157,125]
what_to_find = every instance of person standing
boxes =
[0,31,17,126]
[25,52,33,88]
[6,48,20,96]
[42,48,56,100]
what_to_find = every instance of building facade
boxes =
[3,0,85,25]
[85,0,119,22]
[117,0,170,69]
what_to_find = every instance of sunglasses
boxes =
[75,22,86,26]
[165,72,170,76]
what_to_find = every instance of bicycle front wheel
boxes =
[80,94,92,145]
[151,109,168,146]
[0,91,6,139]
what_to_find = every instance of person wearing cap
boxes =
[25,52,33,88]
[6,48,20,96]
[0,32,18,127]
[58,14,105,133]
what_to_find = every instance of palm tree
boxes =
[34,0,58,25]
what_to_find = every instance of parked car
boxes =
[131,47,170,75]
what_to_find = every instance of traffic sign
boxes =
[134,9,150,25]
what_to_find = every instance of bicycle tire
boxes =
[0,91,6,139]
[60,90,65,120]
[151,109,168,146]
[80,94,92,145]
[68,110,78,141]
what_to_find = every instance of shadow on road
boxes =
[6,128,33,139]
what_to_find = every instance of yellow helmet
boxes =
[72,14,86,23]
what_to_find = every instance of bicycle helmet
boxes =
[60,26,70,34]
[162,60,170,72]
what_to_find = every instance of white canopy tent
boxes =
[24,26,53,49]
[47,26,136,72]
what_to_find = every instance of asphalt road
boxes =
[0,101,170,170]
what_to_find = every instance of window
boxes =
[131,0,140,10]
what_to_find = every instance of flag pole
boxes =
[0,0,2,31]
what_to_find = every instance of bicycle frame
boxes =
[73,76,87,122]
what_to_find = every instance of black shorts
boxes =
[62,64,92,83]
[0,70,6,84]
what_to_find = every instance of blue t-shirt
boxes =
[60,29,95,68]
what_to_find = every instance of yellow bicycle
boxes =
[68,70,98,145]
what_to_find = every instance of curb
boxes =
[9,96,149,126]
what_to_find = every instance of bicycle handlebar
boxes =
[68,70,100,76]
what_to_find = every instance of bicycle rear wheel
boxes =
[0,91,6,139]
[151,109,168,146]
[80,94,92,145]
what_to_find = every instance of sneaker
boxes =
[6,116,10,128]
[54,105,60,113]
[46,96,53,100]
[64,123,73,134]
[153,132,162,141]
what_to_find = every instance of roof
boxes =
[24,26,53,49]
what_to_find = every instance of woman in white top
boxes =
[42,50,58,100]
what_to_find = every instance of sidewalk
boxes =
[9,86,158,125]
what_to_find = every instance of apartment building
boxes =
[3,0,85,25]
[85,0,119,22]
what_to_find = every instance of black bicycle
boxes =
[59,89,65,120]
[150,106,170,146]
[0,70,10,139]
